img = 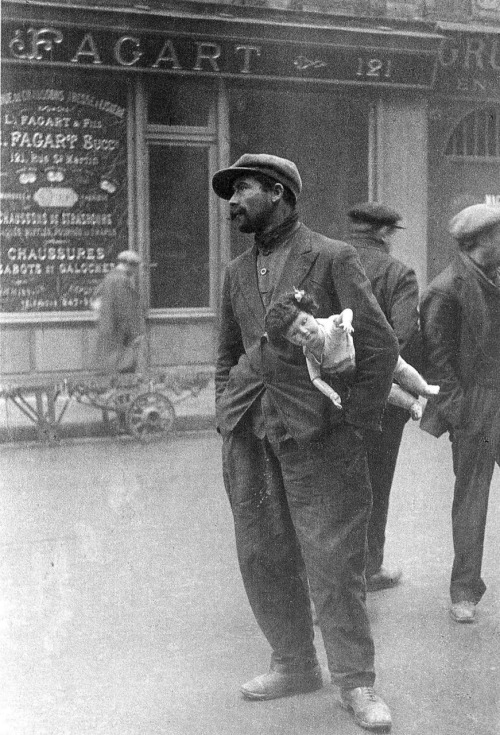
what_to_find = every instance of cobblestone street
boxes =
[0,423,499,735]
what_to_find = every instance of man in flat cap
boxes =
[347,203,422,592]
[420,203,500,623]
[93,250,146,375]
[213,154,398,730]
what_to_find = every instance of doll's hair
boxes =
[265,289,319,343]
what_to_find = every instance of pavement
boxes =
[0,421,499,735]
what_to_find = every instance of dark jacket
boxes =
[348,232,421,368]
[215,223,399,441]
[349,232,422,424]
[420,251,500,438]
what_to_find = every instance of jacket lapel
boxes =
[455,252,499,354]
[236,246,266,327]
[273,225,318,301]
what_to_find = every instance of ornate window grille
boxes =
[445,106,500,160]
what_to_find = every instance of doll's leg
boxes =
[394,358,439,397]
[388,384,422,420]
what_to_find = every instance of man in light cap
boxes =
[347,203,422,592]
[213,154,398,730]
[420,203,500,623]
[93,249,146,374]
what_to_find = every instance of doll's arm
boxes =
[312,377,342,409]
[388,383,422,420]
[337,308,354,333]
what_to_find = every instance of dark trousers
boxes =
[364,407,408,576]
[450,430,497,604]
[222,423,375,690]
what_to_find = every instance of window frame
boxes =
[139,79,227,321]
[146,137,217,315]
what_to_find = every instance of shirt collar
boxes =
[349,231,389,253]
[254,212,300,256]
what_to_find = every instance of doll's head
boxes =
[265,289,319,347]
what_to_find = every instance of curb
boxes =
[0,413,216,444]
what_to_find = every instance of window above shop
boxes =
[147,77,215,128]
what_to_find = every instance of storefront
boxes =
[0,1,441,381]
[429,24,500,279]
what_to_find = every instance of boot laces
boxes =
[358,687,377,701]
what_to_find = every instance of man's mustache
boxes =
[230,208,245,221]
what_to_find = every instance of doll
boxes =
[265,289,439,419]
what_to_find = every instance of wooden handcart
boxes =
[0,369,212,444]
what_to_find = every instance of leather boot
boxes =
[240,664,323,700]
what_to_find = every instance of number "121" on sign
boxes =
[356,57,392,79]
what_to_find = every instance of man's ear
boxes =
[271,182,285,203]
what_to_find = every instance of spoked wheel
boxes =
[126,392,175,441]
[109,390,134,435]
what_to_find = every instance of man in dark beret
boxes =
[213,154,398,731]
[420,203,500,624]
[347,203,422,593]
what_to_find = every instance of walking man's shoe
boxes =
[240,666,323,700]
[340,687,392,731]
[449,600,476,623]
[366,566,402,592]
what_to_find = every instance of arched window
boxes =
[445,106,500,160]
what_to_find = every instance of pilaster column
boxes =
[369,97,429,289]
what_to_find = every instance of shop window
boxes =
[445,107,500,159]
[0,68,129,317]
[144,77,221,313]
[147,77,213,127]
[148,144,210,309]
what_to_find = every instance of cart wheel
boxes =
[106,390,133,435]
[126,392,175,440]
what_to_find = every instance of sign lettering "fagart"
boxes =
[7,26,262,74]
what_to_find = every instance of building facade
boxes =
[1,0,499,382]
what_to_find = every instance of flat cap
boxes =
[348,202,404,229]
[212,153,302,202]
[117,250,141,264]
[449,203,500,241]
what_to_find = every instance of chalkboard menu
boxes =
[0,78,128,313]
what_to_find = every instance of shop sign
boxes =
[436,33,500,97]
[0,86,128,313]
[1,23,436,90]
